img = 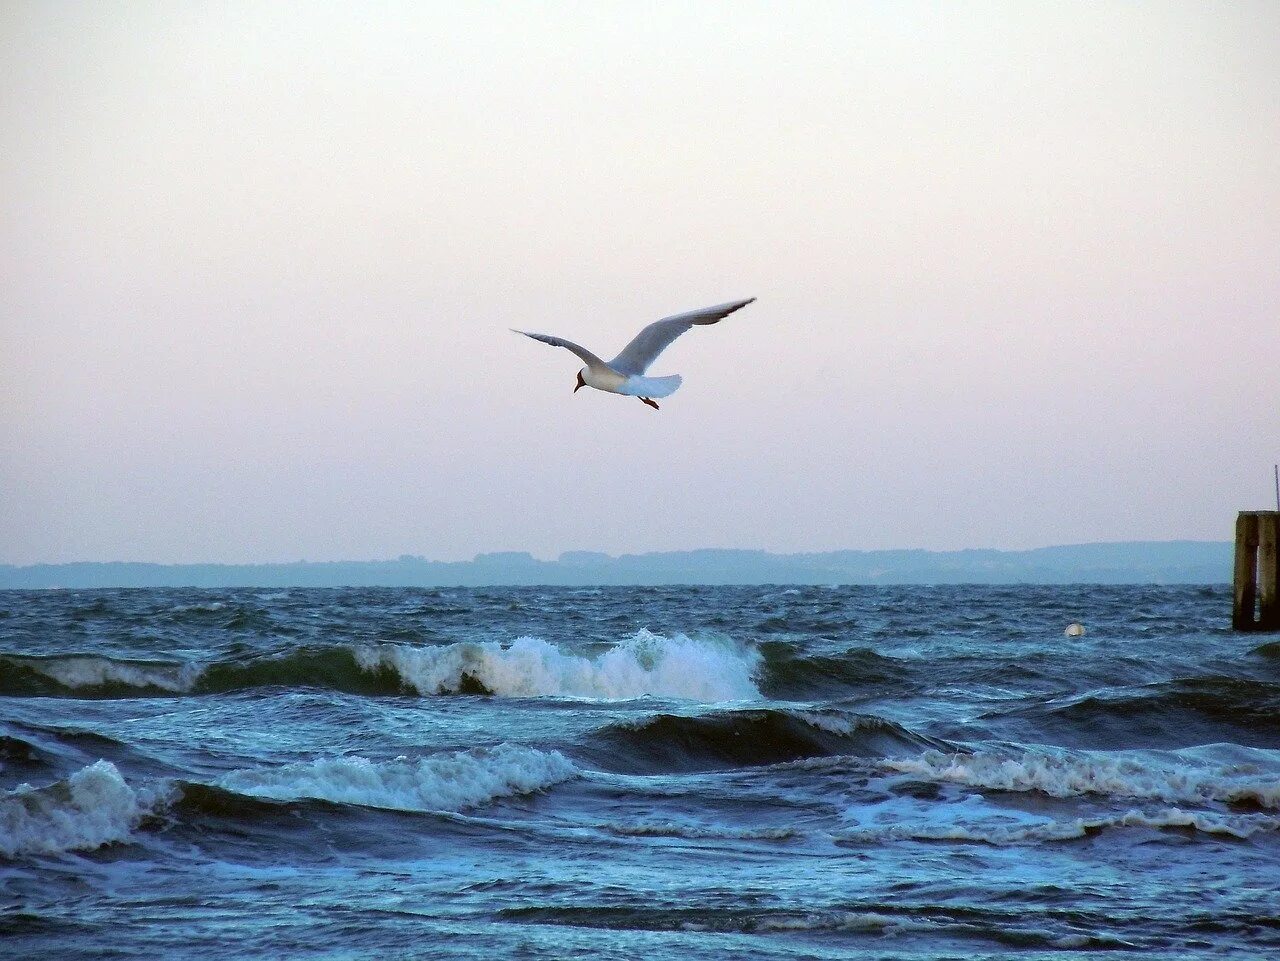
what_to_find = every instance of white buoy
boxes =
[1064,622,1086,637]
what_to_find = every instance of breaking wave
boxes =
[0,654,202,696]
[1,745,574,858]
[882,748,1280,809]
[0,631,761,702]
[0,760,170,858]
[214,745,576,813]
[353,631,761,701]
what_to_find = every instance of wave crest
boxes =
[0,760,169,858]
[214,744,576,813]
[591,708,947,773]
[0,654,201,696]
[355,630,761,701]
[882,749,1280,808]
[838,807,1279,845]
[1,632,761,702]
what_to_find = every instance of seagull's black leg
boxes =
[640,397,660,410]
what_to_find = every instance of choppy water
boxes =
[2,585,1279,959]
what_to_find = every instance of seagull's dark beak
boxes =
[573,372,585,394]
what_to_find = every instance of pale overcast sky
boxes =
[2,2,1277,564]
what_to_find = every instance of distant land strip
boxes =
[0,542,1232,589]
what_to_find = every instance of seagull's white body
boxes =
[514,297,755,409]
[580,365,679,398]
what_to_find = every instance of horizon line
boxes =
[0,538,1232,569]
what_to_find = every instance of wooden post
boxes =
[1260,513,1279,631]
[1234,513,1259,630]
[1234,511,1280,631]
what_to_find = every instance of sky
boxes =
[2,1,1278,565]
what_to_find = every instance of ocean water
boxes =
[2,584,1278,960]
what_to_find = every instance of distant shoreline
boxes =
[0,542,1231,589]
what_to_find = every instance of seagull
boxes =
[513,298,755,410]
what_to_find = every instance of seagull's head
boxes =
[573,369,586,394]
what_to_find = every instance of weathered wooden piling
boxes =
[1234,511,1280,631]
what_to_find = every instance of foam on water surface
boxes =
[215,744,577,813]
[5,584,1279,958]
[354,630,761,701]
[1,654,202,693]
[0,760,169,857]
[882,748,1280,808]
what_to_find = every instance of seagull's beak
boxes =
[573,372,585,394]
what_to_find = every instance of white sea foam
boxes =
[838,807,1279,844]
[4,655,202,693]
[1110,807,1279,838]
[883,749,1280,809]
[354,630,761,701]
[790,710,884,737]
[169,601,228,613]
[216,744,576,813]
[0,760,169,857]
[604,820,798,841]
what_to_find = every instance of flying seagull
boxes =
[513,297,755,410]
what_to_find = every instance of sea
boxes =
[2,584,1278,960]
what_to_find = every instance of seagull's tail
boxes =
[620,374,682,398]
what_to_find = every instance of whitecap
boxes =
[2,654,202,693]
[354,630,761,701]
[0,760,170,857]
[881,749,1280,809]
[216,744,576,813]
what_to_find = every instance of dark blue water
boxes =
[2,585,1279,959]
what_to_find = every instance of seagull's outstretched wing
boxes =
[513,330,606,369]
[607,297,755,376]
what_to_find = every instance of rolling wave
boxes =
[589,708,949,773]
[0,734,45,769]
[0,631,761,703]
[0,654,201,696]
[882,748,1280,809]
[0,760,171,858]
[836,807,1280,844]
[1,745,575,859]
[756,641,912,698]
[0,649,399,698]
[354,631,760,701]
[499,905,910,935]
[988,677,1280,749]
[496,903,1136,949]
[214,745,576,812]
[601,821,799,841]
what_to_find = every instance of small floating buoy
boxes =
[1064,623,1086,637]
